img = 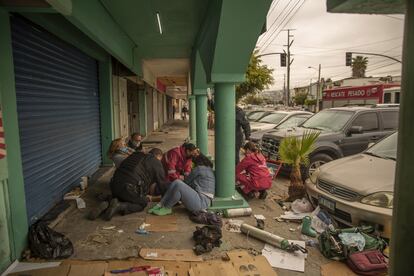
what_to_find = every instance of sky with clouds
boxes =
[256,0,405,90]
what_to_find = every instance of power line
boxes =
[261,0,306,52]
[258,0,299,48]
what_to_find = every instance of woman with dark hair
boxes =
[148,154,215,216]
[236,142,272,199]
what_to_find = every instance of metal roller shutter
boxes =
[11,16,102,223]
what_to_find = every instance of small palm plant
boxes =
[278,130,320,201]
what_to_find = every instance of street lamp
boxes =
[308,64,321,112]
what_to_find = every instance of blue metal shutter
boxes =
[11,16,102,223]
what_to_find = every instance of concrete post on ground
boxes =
[188,95,196,144]
[390,1,414,275]
[195,93,208,155]
[209,83,248,210]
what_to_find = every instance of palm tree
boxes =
[351,56,368,78]
[278,131,320,201]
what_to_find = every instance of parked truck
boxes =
[322,84,400,110]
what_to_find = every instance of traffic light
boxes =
[280,53,287,67]
[346,52,352,66]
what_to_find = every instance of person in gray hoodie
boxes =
[148,153,215,215]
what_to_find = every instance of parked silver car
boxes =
[250,110,312,133]
[306,132,397,238]
[250,113,312,143]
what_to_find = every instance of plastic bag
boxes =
[339,232,366,251]
[29,221,74,259]
[292,197,314,214]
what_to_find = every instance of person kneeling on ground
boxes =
[236,142,272,200]
[89,148,167,221]
[148,154,215,216]
[162,142,199,182]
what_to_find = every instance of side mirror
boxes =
[348,126,363,135]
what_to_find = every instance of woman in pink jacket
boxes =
[236,142,272,199]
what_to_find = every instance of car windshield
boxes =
[302,110,353,132]
[275,115,310,129]
[248,111,266,121]
[258,113,287,124]
[365,132,397,160]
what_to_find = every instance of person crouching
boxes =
[148,154,215,216]
[236,142,272,199]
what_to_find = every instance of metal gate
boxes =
[11,16,102,222]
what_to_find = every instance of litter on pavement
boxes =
[262,242,307,272]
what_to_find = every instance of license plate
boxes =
[319,196,336,212]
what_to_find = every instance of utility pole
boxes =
[316,64,321,112]
[283,29,295,106]
[283,74,286,105]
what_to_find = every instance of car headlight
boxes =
[361,192,393,209]
[309,167,320,184]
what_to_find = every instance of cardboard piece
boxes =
[321,261,357,276]
[67,263,108,276]
[8,265,70,276]
[145,215,178,232]
[189,261,238,276]
[262,242,307,272]
[139,248,203,262]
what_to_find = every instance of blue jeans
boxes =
[160,180,211,212]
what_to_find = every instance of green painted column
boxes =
[214,83,236,197]
[189,95,196,143]
[98,58,114,166]
[196,94,208,155]
[390,1,414,275]
[138,89,147,137]
[0,9,28,259]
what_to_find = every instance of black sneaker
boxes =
[103,198,127,221]
[87,201,109,220]
[258,190,268,199]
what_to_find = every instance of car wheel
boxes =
[307,153,334,178]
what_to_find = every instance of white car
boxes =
[250,111,312,133]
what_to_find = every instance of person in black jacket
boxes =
[128,132,143,152]
[89,148,168,221]
[236,106,251,164]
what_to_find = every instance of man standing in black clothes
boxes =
[235,106,251,164]
[88,148,167,221]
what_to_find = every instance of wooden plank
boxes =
[139,248,202,262]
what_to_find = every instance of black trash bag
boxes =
[28,221,73,259]
[189,211,223,227]
[192,225,222,255]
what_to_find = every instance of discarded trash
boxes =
[102,226,116,230]
[63,188,84,200]
[189,210,223,226]
[301,216,317,237]
[136,222,151,235]
[289,228,296,232]
[291,197,314,214]
[262,242,307,272]
[193,225,222,255]
[280,211,312,220]
[76,197,86,209]
[80,176,88,190]
[256,218,265,230]
[240,223,307,253]
[305,239,319,247]
[339,232,366,251]
[117,229,124,233]
[253,214,266,220]
[274,217,284,222]
[224,219,244,233]
[28,221,73,259]
[223,207,252,218]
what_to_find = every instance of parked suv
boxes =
[261,106,399,176]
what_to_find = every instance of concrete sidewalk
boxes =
[51,120,328,276]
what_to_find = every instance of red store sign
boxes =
[323,85,381,100]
